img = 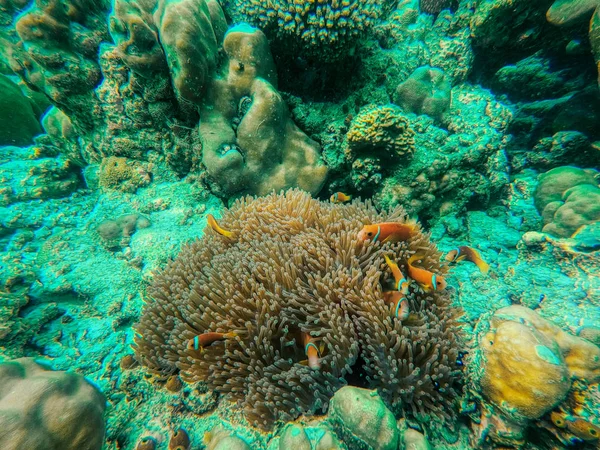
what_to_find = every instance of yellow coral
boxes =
[346,105,415,159]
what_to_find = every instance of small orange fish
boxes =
[207,214,234,239]
[565,417,600,442]
[445,246,489,274]
[358,222,418,244]
[407,253,447,292]
[187,331,237,352]
[384,255,410,294]
[301,332,321,369]
[330,192,352,203]
[383,290,410,320]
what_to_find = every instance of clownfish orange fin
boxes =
[207,214,234,239]
[476,260,490,274]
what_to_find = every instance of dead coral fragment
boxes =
[134,189,462,429]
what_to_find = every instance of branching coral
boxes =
[224,0,387,60]
[134,190,463,429]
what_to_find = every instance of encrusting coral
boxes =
[134,189,462,430]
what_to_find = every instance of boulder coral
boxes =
[394,66,452,123]
[468,305,600,447]
[534,166,600,237]
[199,24,328,197]
[134,189,463,430]
[0,358,106,450]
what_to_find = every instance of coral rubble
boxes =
[135,190,463,429]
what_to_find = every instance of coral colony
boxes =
[0,0,599,449]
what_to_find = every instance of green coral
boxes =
[394,66,452,122]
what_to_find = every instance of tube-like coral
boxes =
[134,190,462,429]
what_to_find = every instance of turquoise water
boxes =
[1,0,599,449]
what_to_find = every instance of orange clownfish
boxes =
[207,214,234,239]
[445,246,489,274]
[358,222,418,244]
[187,331,237,352]
[384,255,410,294]
[330,192,352,203]
[301,332,322,370]
[407,253,447,292]
[383,290,410,320]
[382,255,410,320]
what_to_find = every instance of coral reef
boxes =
[0,358,106,450]
[96,213,151,249]
[223,0,388,61]
[394,66,452,123]
[1,0,326,199]
[467,305,600,447]
[534,166,600,237]
[134,190,463,429]
[199,24,328,197]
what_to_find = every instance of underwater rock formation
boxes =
[534,166,600,237]
[134,190,462,429]
[0,358,106,450]
[468,305,600,447]
[199,24,328,197]
[223,0,388,61]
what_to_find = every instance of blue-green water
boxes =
[1,0,599,449]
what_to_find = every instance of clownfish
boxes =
[330,192,352,203]
[207,214,234,239]
[445,246,489,274]
[357,221,418,244]
[187,331,237,352]
[407,253,447,292]
[300,332,322,370]
[382,255,410,320]
[383,290,410,320]
[384,255,410,294]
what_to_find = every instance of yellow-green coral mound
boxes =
[224,0,386,60]
[347,104,415,159]
[134,189,462,429]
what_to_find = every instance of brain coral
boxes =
[135,189,463,429]
[224,0,386,60]
[0,358,106,450]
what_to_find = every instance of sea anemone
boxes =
[134,189,463,429]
